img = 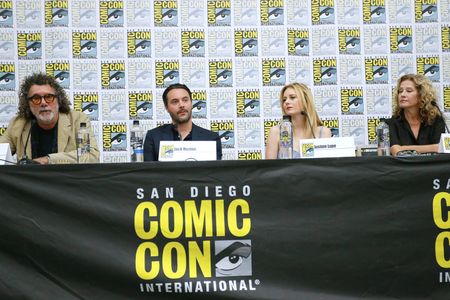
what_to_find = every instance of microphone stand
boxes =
[18,119,38,165]
[431,101,450,133]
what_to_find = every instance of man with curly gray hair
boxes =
[0,73,99,164]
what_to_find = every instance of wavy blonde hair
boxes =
[393,74,441,125]
[279,82,322,138]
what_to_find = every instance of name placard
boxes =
[300,137,356,158]
[438,133,450,153]
[0,143,15,165]
[158,141,216,161]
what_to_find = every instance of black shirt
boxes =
[31,123,58,158]
[388,112,446,146]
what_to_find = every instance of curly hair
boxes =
[17,73,71,119]
[393,74,441,125]
[279,82,323,138]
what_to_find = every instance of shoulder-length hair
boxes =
[279,82,323,138]
[17,73,71,119]
[393,74,441,125]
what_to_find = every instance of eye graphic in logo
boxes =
[111,132,126,149]
[108,9,124,25]
[217,69,232,86]
[81,40,97,57]
[0,9,13,26]
[421,5,437,22]
[52,8,68,25]
[243,38,257,55]
[54,71,69,88]
[295,68,308,82]
[52,40,69,57]
[82,102,98,120]
[371,6,385,23]
[0,104,15,116]
[293,8,308,25]
[110,102,125,118]
[350,127,363,139]
[109,71,125,88]
[81,71,97,88]
[346,37,360,53]
[374,97,388,109]
[215,8,231,25]
[245,129,260,145]
[219,130,234,146]
[27,41,42,57]
[0,72,15,90]
[319,37,335,54]
[215,241,252,277]
[421,35,437,52]
[270,68,285,85]
[319,6,334,23]
[397,36,412,53]
[215,39,231,55]
[134,9,150,25]
[192,100,206,118]
[133,69,151,88]
[243,69,258,86]
[343,7,358,24]
[79,9,96,26]
[295,38,309,55]
[244,99,260,115]
[189,39,205,56]
[137,101,152,118]
[321,67,336,84]
[373,66,388,83]
[370,36,387,53]
[162,9,177,25]
[349,97,363,112]
[0,41,14,59]
[25,10,40,23]
[240,8,256,25]
[330,127,339,137]
[268,7,283,24]
[164,70,179,86]
[323,98,337,110]
[347,67,362,83]
[269,38,283,55]
[424,65,439,81]
[395,6,411,23]
[135,40,151,56]
[217,100,232,116]
[188,8,203,26]
[162,40,177,52]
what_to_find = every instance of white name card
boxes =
[300,137,356,158]
[0,143,15,165]
[438,133,450,153]
[159,141,216,161]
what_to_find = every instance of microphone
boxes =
[18,119,38,165]
[0,158,17,165]
[301,111,316,138]
[431,101,450,133]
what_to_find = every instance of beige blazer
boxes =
[0,110,99,164]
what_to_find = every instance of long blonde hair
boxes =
[279,82,322,138]
[392,74,441,125]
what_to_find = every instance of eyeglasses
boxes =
[28,94,56,105]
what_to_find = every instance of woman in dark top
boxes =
[389,74,446,156]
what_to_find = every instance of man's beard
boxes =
[170,110,191,124]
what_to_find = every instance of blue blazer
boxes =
[143,123,222,161]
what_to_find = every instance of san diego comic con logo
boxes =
[155,60,179,88]
[417,56,440,82]
[192,91,207,119]
[134,185,258,293]
[238,150,262,160]
[154,0,178,26]
[262,59,285,86]
[0,63,15,91]
[102,123,127,151]
[0,1,13,28]
[72,0,96,27]
[209,60,232,88]
[46,61,70,89]
[311,0,335,25]
[101,61,126,89]
[367,117,385,145]
[44,0,68,27]
[362,0,386,24]
[17,32,42,60]
[264,119,279,144]
[313,58,337,86]
[338,28,361,55]
[100,0,124,27]
[322,118,339,137]
[129,92,153,120]
[207,0,231,26]
[415,0,437,23]
[443,26,450,53]
[365,57,388,84]
[287,29,309,56]
[211,121,234,148]
[72,31,97,59]
[444,86,450,113]
[390,26,413,54]
[234,29,258,56]
[127,30,151,58]
[181,30,205,57]
[236,90,260,118]
[74,92,99,121]
[341,88,364,115]
[260,0,284,25]
[431,187,450,283]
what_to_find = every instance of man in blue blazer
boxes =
[143,83,222,161]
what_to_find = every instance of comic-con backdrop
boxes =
[0,0,450,162]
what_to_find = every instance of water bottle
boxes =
[279,115,293,159]
[130,120,144,162]
[77,122,91,163]
[376,119,390,156]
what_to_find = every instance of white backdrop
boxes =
[0,0,449,162]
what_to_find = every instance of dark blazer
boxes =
[143,123,222,161]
